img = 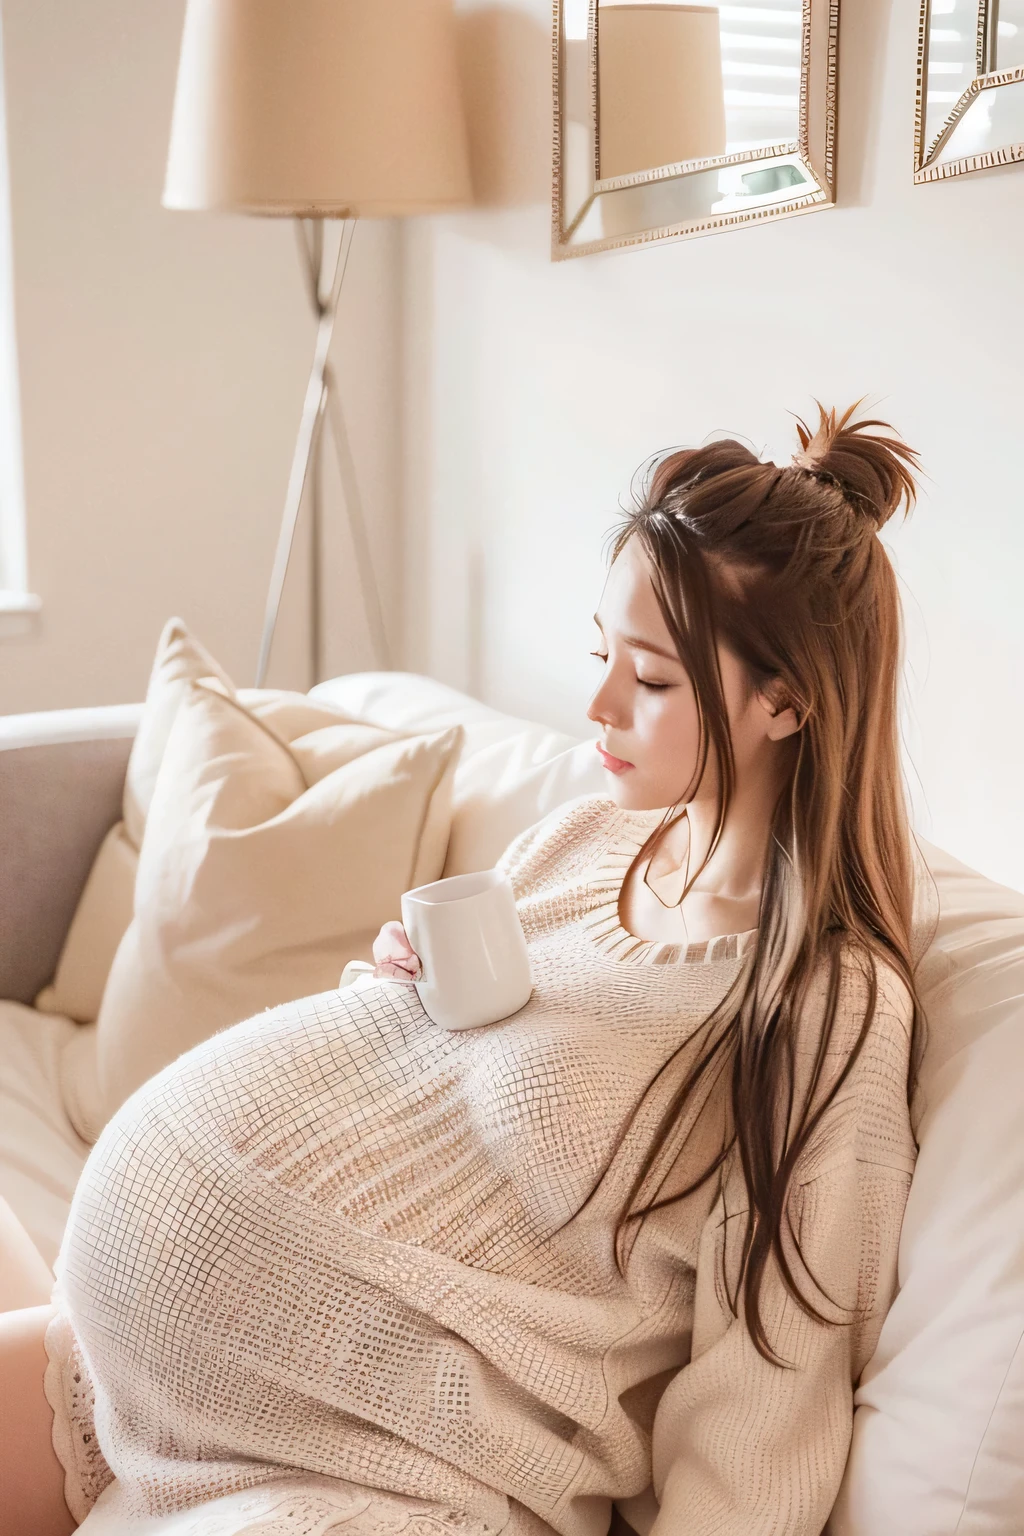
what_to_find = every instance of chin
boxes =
[601,774,669,812]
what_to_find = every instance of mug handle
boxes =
[339,960,376,989]
[339,959,419,991]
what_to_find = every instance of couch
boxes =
[2,669,1023,1535]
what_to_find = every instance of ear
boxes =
[757,678,803,741]
[766,704,802,742]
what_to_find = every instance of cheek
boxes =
[639,690,698,764]
[615,688,702,809]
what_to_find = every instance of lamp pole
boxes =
[255,218,391,689]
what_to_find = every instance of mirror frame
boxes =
[551,0,840,260]
[914,0,1024,182]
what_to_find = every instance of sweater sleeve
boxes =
[646,954,917,1536]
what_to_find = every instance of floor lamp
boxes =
[161,0,472,687]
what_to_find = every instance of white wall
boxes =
[402,0,1024,891]
[0,0,401,713]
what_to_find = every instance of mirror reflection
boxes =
[554,0,837,259]
[917,0,1024,180]
[595,0,801,182]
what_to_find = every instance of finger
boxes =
[382,920,413,952]
[373,921,413,963]
[373,961,418,983]
[382,952,422,978]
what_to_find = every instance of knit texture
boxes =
[44,795,919,1536]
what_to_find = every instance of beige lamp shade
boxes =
[163,0,472,215]
[597,4,726,181]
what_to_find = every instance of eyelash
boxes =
[589,651,672,691]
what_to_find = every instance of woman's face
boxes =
[586,534,772,812]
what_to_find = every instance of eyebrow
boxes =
[592,613,681,664]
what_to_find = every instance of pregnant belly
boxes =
[52,980,652,1529]
[58,983,473,1457]
[56,1105,519,1527]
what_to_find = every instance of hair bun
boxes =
[791,401,921,531]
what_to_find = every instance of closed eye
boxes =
[589,652,672,690]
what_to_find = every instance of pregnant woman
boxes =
[2,404,937,1536]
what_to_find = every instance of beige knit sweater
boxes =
[44,795,922,1536]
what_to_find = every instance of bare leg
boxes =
[0,1305,76,1536]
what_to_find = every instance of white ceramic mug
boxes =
[400,868,533,1030]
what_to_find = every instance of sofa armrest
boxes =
[0,705,141,1003]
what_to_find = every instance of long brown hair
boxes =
[575,402,930,1366]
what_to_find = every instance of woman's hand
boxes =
[372,921,422,983]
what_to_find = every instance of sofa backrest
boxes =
[829,837,1024,1533]
[0,704,142,1004]
[310,670,606,874]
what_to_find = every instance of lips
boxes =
[596,743,634,773]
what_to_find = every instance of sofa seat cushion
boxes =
[0,1001,88,1269]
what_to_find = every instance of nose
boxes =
[586,670,625,730]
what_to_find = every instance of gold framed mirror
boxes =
[915,0,1024,182]
[551,0,840,260]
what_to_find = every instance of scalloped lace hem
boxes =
[42,1304,114,1524]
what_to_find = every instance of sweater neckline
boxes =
[580,804,759,968]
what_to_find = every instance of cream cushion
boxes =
[51,624,463,1142]
[309,671,606,874]
[37,620,374,1022]
[827,838,1024,1533]
[62,676,462,1141]
[33,619,233,1021]
[0,1001,88,1268]
[37,627,467,1029]
[34,822,138,1022]
[122,618,234,849]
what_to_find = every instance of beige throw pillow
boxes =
[37,620,237,1021]
[55,624,463,1141]
[35,822,138,1023]
[39,618,453,1025]
[123,619,235,849]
